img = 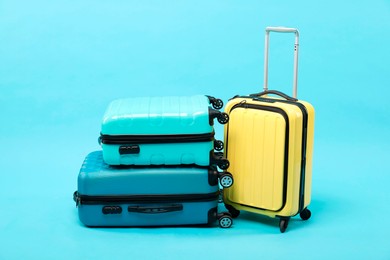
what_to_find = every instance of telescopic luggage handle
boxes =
[263,26,300,98]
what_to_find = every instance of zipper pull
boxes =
[240,100,249,108]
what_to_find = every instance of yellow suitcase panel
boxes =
[227,107,286,211]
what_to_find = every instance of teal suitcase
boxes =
[99,95,229,168]
[73,151,233,227]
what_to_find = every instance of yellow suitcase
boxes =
[223,27,315,233]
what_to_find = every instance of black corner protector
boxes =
[206,95,214,102]
[209,150,220,163]
[209,150,218,165]
[73,191,80,206]
[207,207,218,225]
[209,150,229,170]
[208,167,219,186]
[208,107,220,126]
[73,191,78,202]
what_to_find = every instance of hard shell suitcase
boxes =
[223,27,315,233]
[99,95,229,168]
[73,151,233,227]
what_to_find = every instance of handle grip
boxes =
[266,27,299,34]
[119,145,140,155]
[263,26,300,98]
[250,90,297,102]
[128,204,183,214]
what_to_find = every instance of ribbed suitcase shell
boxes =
[75,151,220,227]
[223,95,314,221]
[100,95,215,166]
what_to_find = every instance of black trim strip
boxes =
[226,103,289,212]
[100,132,215,145]
[74,191,219,205]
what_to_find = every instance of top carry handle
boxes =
[263,26,299,98]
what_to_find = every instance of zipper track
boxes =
[74,192,219,206]
[100,132,215,145]
[226,103,289,212]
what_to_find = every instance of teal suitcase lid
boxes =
[77,151,218,196]
[101,95,213,135]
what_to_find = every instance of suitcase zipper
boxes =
[73,191,219,206]
[99,132,215,145]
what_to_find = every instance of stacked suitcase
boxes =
[74,95,234,228]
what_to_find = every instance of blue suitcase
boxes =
[99,95,229,168]
[73,151,233,227]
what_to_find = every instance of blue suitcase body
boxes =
[99,95,229,168]
[73,151,233,227]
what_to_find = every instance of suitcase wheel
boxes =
[217,113,229,124]
[219,173,234,188]
[217,158,230,170]
[214,140,224,151]
[211,98,224,110]
[299,208,311,221]
[279,218,290,233]
[218,214,233,228]
[225,204,240,218]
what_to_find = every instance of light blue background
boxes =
[1,0,389,259]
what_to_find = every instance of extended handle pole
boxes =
[263,26,300,98]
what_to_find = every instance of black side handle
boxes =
[102,206,122,214]
[119,145,140,155]
[208,107,218,126]
[128,204,183,214]
[250,90,298,102]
